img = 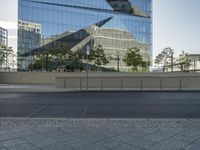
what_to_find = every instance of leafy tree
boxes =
[67,48,84,72]
[50,42,70,70]
[0,45,16,70]
[29,55,45,71]
[141,61,149,72]
[31,41,86,72]
[32,42,70,72]
[40,53,49,71]
[176,51,190,72]
[50,43,84,72]
[123,47,144,72]
[28,60,43,71]
[0,45,7,66]
[154,47,174,72]
[89,45,109,71]
[32,44,85,72]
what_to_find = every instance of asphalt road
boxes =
[0,92,200,118]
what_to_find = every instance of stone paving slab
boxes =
[0,118,200,149]
[0,126,199,150]
[7,143,39,150]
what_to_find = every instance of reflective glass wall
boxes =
[0,27,8,46]
[18,0,152,72]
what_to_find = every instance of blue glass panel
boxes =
[129,0,152,17]
[22,0,113,10]
[62,0,113,10]
[102,16,129,32]
[18,0,152,58]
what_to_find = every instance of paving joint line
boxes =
[8,129,42,150]
[183,135,200,149]
[27,105,48,118]
[82,105,90,117]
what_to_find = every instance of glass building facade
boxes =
[18,0,152,71]
[0,27,8,46]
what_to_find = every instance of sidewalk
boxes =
[0,118,200,150]
[1,84,200,92]
[0,84,68,93]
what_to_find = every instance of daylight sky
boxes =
[0,0,200,58]
[153,0,200,57]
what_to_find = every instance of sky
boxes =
[0,0,18,54]
[0,0,200,59]
[153,0,200,57]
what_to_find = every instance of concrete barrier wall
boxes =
[0,72,89,84]
[56,77,191,90]
[0,72,200,90]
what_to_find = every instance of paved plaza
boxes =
[0,119,200,150]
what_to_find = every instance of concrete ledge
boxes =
[1,84,200,92]
[0,118,200,128]
[56,76,198,90]
[1,72,200,84]
[1,72,200,91]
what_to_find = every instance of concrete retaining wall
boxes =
[0,72,200,90]
[56,76,192,90]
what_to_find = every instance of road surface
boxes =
[0,92,200,118]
